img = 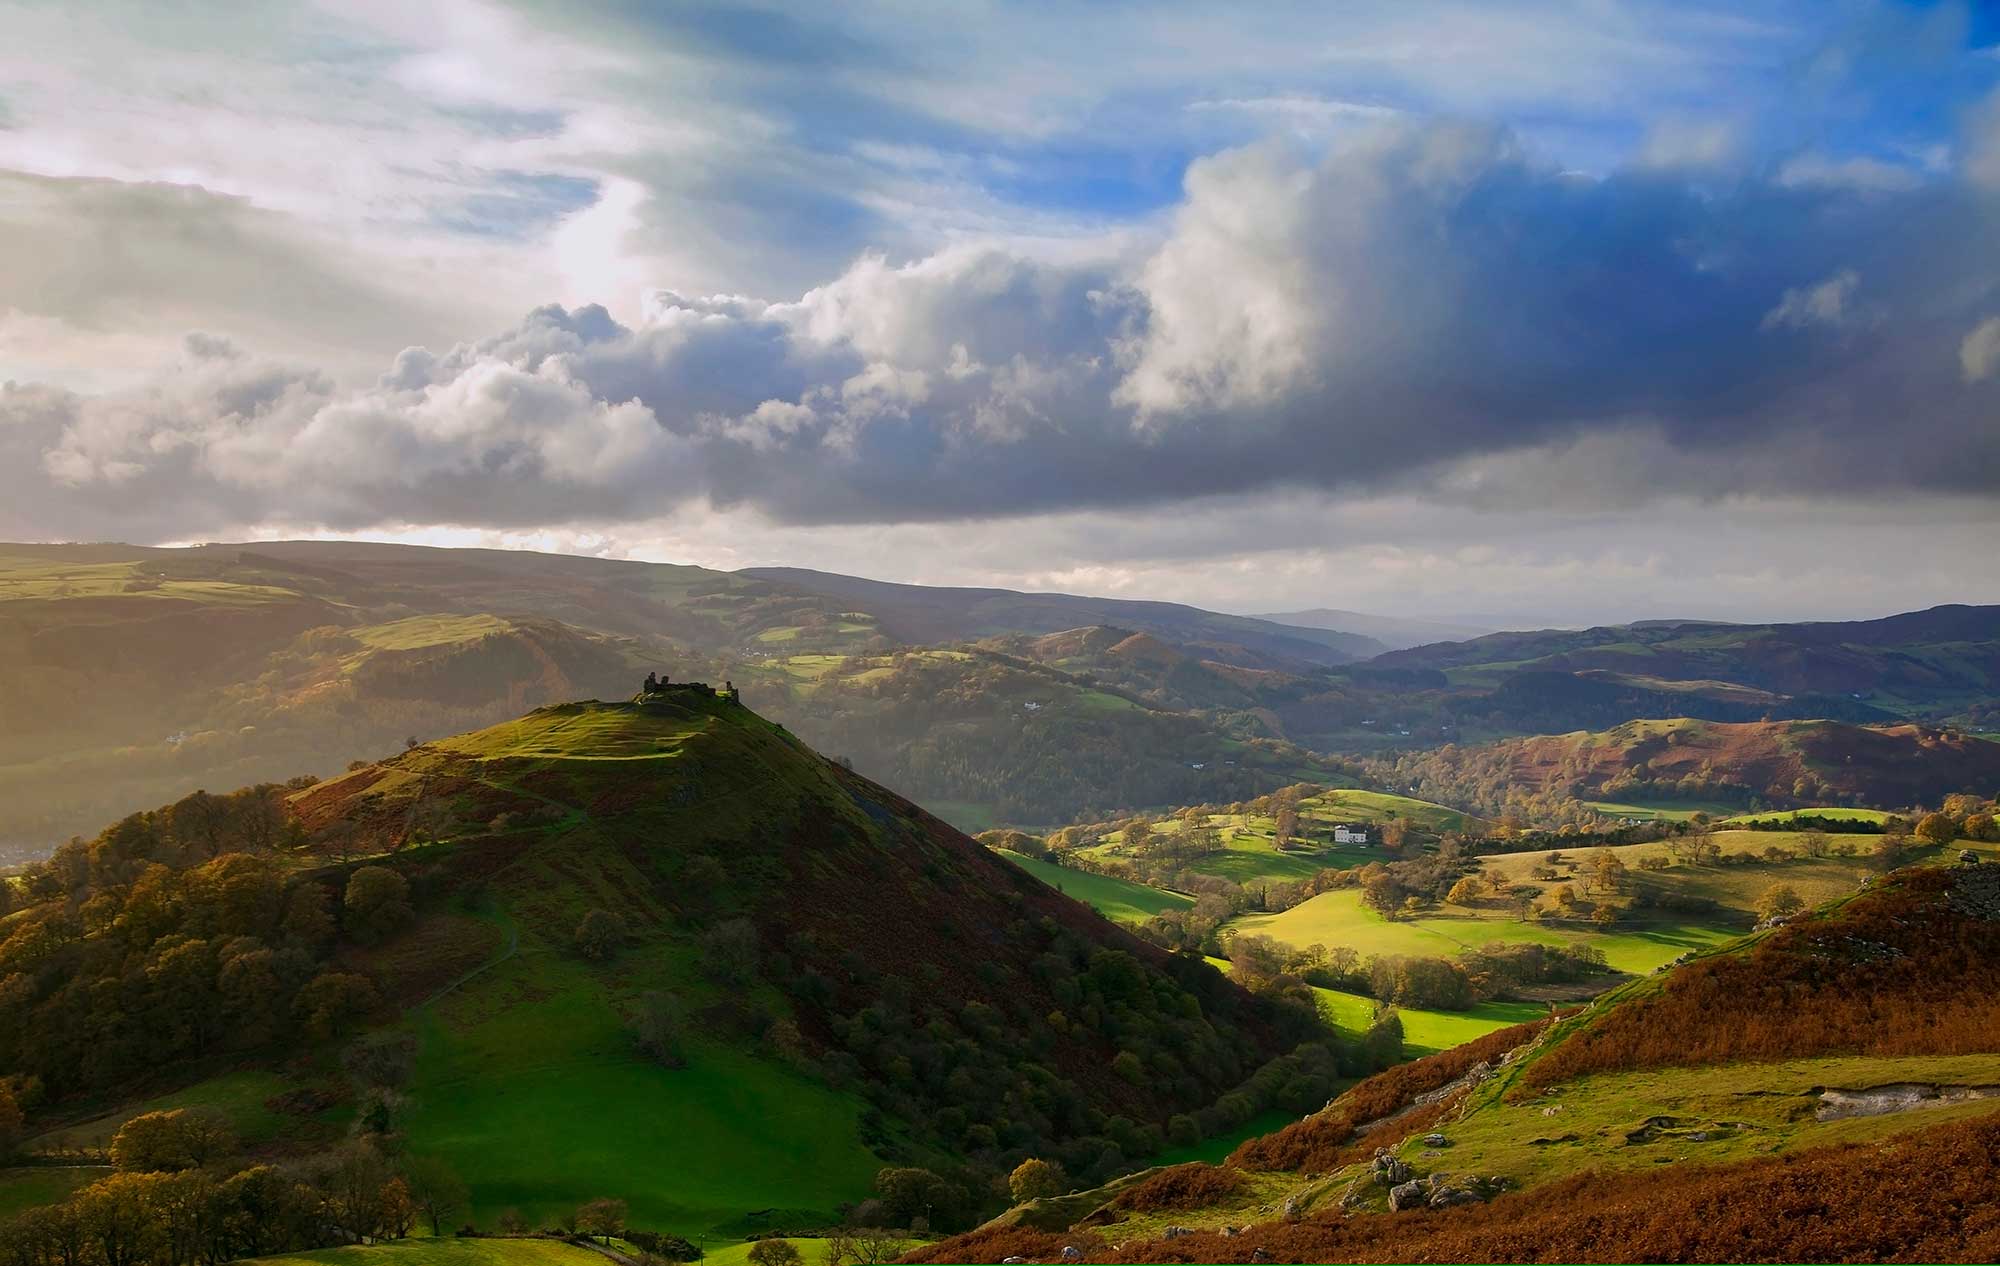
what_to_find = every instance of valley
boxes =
[2,545,1998,1265]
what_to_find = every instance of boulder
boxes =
[1061,1247,1083,1263]
[1162,1226,1193,1240]
[1388,1180,1429,1212]
[1429,1185,1484,1209]
[1422,1133,1450,1147]
[1371,1148,1415,1186]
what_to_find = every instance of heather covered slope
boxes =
[0,694,1340,1242]
[1384,716,2000,819]
[910,860,2000,1263]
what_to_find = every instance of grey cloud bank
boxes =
[7,118,1999,546]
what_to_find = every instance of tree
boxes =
[1965,812,1997,842]
[1009,1157,1065,1203]
[574,909,626,961]
[295,971,380,1041]
[1122,818,1153,854]
[631,991,686,1067]
[109,1109,234,1173]
[1445,874,1485,907]
[750,1240,806,1266]
[1800,829,1832,860]
[1273,804,1300,849]
[576,1197,628,1244]
[1915,812,1960,847]
[1756,884,1805,921]
[498,1208,531,1235]
[400,1156,467,1238]
[342,867,412,944]
[1588,848,1627,894]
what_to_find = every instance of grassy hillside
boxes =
[2,694,1329,1251]
[744,647,1362,828]
[910,860,2000,1263]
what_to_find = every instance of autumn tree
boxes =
[1915,812,1960,847]
[342,866,412,943]
[1757,884,1805,921]
[577,1196,628,1243]
[109,1108,234,1172]
[1446,874,1485,906]
[1009,1157,1066,1203]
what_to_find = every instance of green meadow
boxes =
[999,851,1194,924]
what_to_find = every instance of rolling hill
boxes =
[1381,716,2000,819]
[741,568,1386,665]
[0,692,1338,1249]
[910,858,2000,1262]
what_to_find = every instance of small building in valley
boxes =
[1333,824,1369,845]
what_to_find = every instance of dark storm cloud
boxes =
[8,118,2000,540]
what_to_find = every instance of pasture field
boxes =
[349,615,514,651]
[395,926,882,1236]
[247,1240,607,1266]
[1582,799,1735,822]
[1475,832,1882,915]
[0,1166,102,1218]
[999,851,1194,924]
[1233,887,1737,975]
[1310,982,1547,1052]
[1720,807,1894,826]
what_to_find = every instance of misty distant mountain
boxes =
[1255,607,1495,652]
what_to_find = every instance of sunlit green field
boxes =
[1233,887,1737,975]
[1000,851,1194,924]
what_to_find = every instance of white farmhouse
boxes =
[1333,824,1369,845]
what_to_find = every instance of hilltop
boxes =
[0,544,1382,846]
[911,858,2000,1262]
[0,694,1351,1248]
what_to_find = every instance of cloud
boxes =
[10,112,2000,550]
[1760,269,1861,330]
[1776,153,1925,192]
[1962,317,2000,382]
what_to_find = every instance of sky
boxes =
[2,1,1999,627]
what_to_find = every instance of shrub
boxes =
[574,909,626,961]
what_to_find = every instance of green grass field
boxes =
[0,1166,103,1218]
[1582,799,1737,822]
[999,851,1194,924]
[246,1239,607,1266]
[1233,887,1737,975]
[397,934,882,1237]
[350,615,514,651]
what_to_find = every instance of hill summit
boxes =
[1,691,1349,1243]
